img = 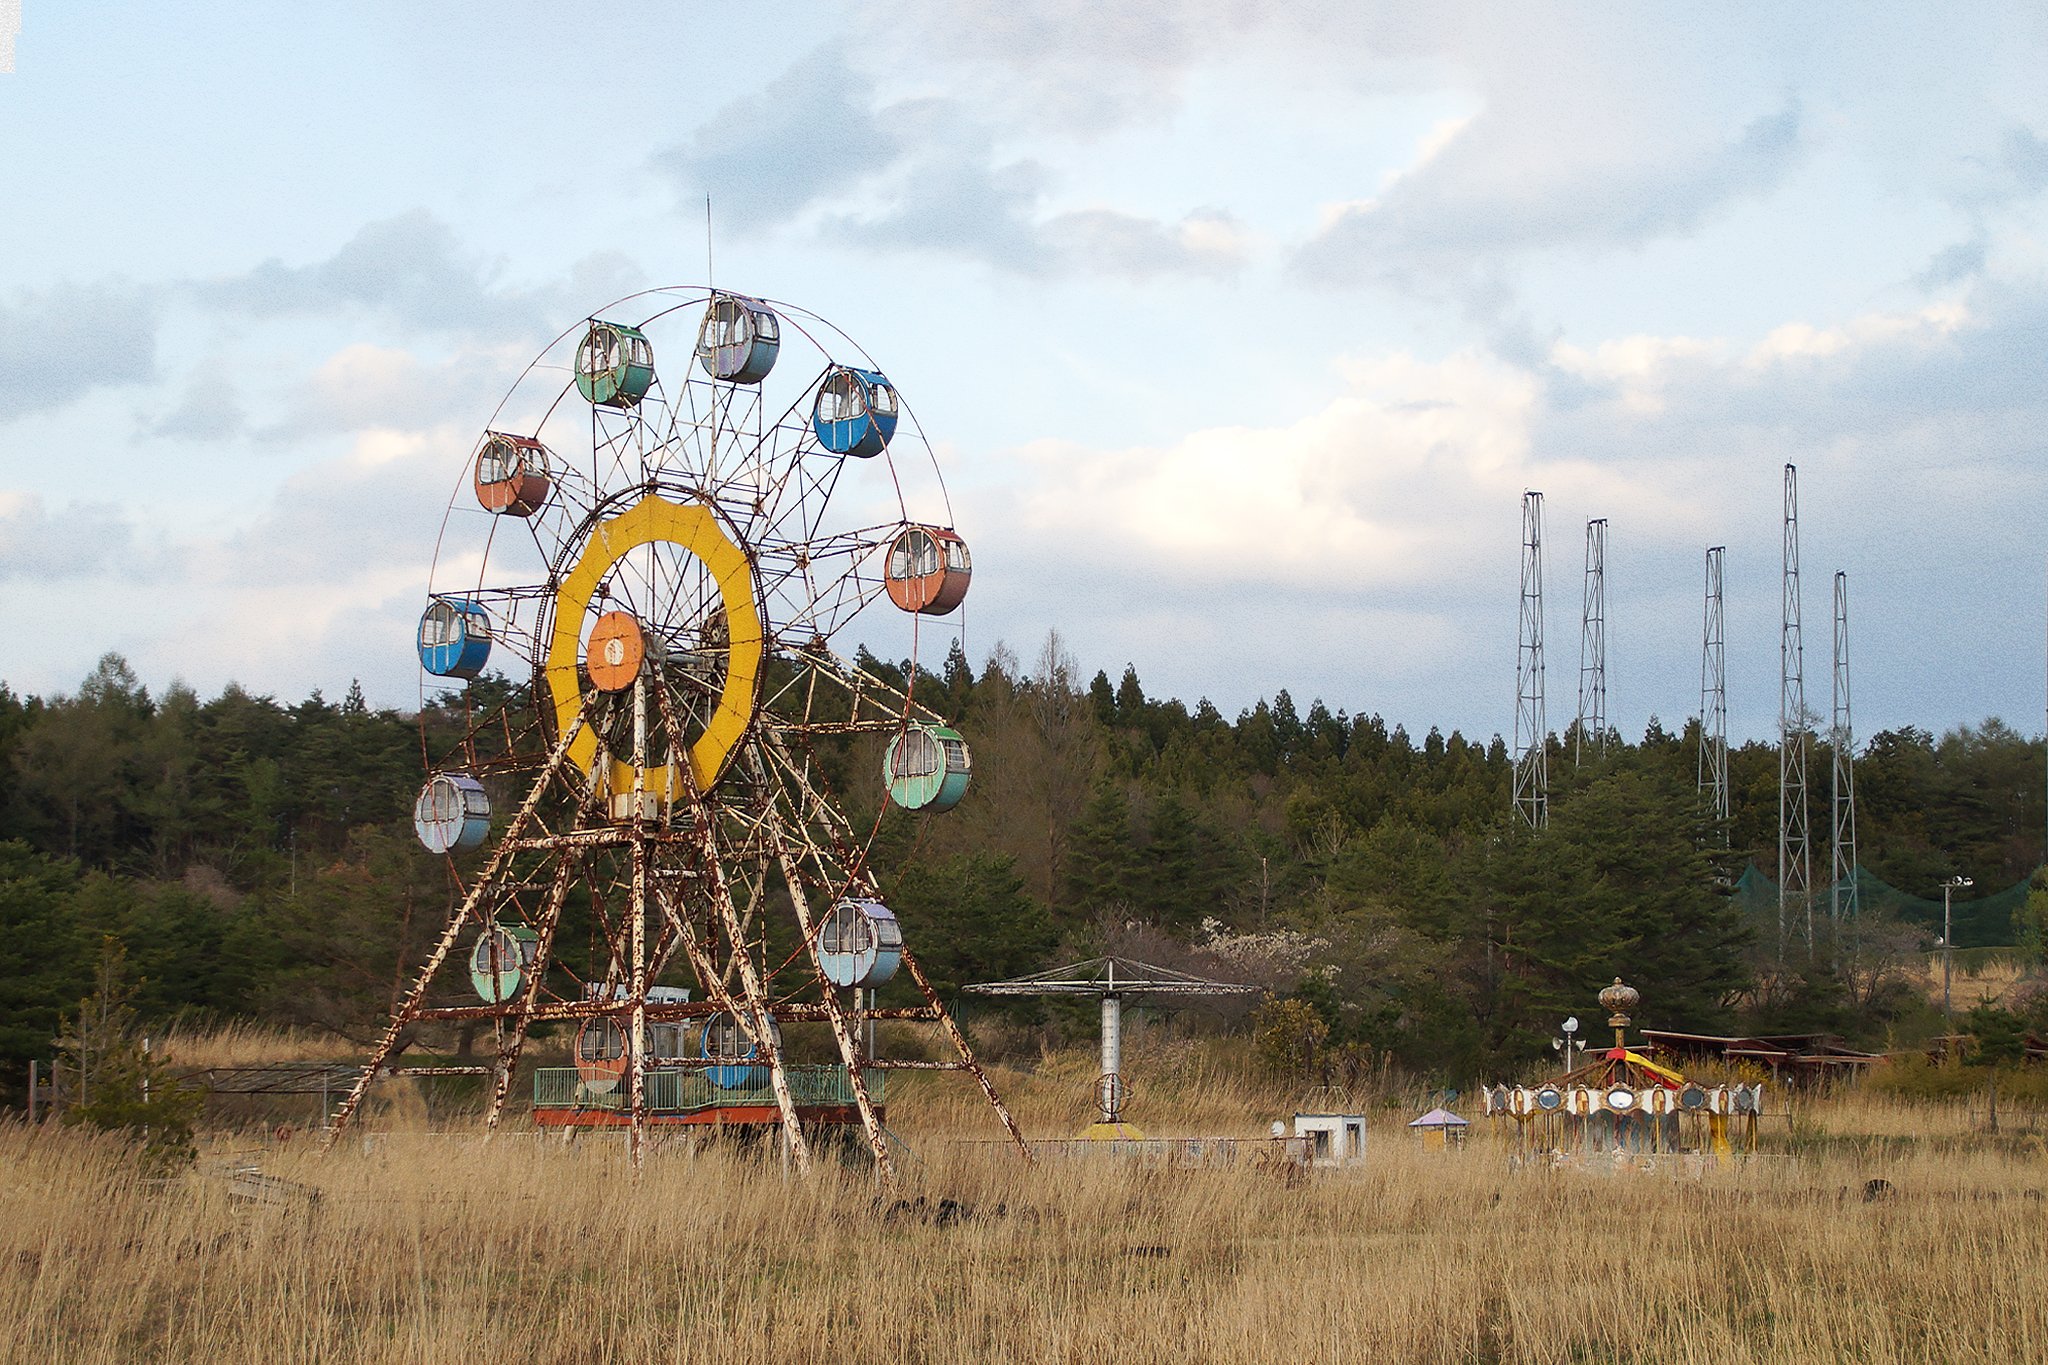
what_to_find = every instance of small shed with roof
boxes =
[1407,1107,1470,1151]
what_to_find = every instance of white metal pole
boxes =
[1100,993,1123,1123]
[1943,882,1954,1027]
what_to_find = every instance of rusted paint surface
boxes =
[585,611,647,691]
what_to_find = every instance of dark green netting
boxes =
[1732,863,2038,950]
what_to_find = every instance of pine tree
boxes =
[57,938,203,1169]
[1067,784,1140,912]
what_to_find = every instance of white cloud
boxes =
[1010,347,1539,588]
[1296,102,1806,295]
[0,280,162,424]
[0,492,142,582]
[265,342,526,441]
[944,277,2048,734]
[146,365,245,441]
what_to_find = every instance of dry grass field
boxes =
[6,1040,2047,1364]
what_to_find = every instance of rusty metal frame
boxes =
[384,290,1013,1177]
[339,640,1023,1180]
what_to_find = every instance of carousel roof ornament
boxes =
[1599,976,1641,1048]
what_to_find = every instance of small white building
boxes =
[1292,1111,1368,1167]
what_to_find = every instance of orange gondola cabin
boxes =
[473,433,553,516]
[884,525,970,615]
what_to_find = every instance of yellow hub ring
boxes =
[545,493,763,798]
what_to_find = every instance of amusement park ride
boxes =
[1481,979,1766,1160]
[326,288,1025,1178]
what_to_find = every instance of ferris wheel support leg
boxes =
[899,946,1031,1160]
[763,806,897,1187]
[711,882,810,1176]
[628,677,651,1171]
[655,875,812,1177]
[483,847,585,1132]
[654,681,813,1174]
[327,713,589,1145]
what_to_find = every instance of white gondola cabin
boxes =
[695,293,781,383]
[883,725,971,812]
[812,366,898,458]
[884,525,971,615]
[818,898,903,987]
[575,320,655,409]
[473,432,553,516]
[417,598,492,679]
[413,773,491,853]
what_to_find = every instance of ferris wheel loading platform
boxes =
[529,1063,883,1129]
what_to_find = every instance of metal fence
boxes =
[533,1065,882,1113]
[990,1136,1313,1170]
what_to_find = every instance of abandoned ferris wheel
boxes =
[326,287,1024,1177]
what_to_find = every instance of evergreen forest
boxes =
[4,638,2046,1109]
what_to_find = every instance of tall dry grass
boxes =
[7,1076,2048,1364]
[152,1022,361,1070]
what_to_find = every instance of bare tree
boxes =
[940,632,1099,906]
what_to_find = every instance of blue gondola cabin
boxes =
[812,366,898,458]
[695,294,781,383]
[417,598,492,679]
[702,1013,782,1090]
[576,320,655,409]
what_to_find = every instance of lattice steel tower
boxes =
[1780,464,1812,965]
[1699,546,1728,827]
[1831,570,1859,964]
[1576,518,1608,763]
[1514,491,1548,828]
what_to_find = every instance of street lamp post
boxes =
[1941,876,1973,1027]
[1552,1016,1581,1073]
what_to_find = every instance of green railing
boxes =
[533,1065,882,1113]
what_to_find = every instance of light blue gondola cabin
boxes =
[417,598,492,679]
[702,1012,781,1090]
[812,366,898,458]
[469,922,539,1003]
[883,725,971,812]
[818,898,903,988]
[575,320,655,409]
[414,773,491,854]
[696,294,781,383]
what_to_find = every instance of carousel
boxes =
[1481,979,1764,1161]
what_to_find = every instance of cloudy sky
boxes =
[2,1,2045,749]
